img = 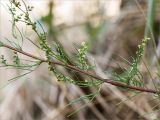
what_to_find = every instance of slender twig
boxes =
[2,43,46,62]
[1,43,160,94]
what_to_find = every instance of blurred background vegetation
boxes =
[0,0,160,120]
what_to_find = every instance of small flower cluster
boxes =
[9,0,36,30]
[0,55,7,65]
[57,74,74,83]
[54,70,102,87]
[27,6,34,11]
[115,37,150,87]
[0,52,20,66]
[9,0,33,21]
[77,42,90,70]
[8,0,38,41]
[135,37,150,63]
[11,0,21,7]
[13,52,20,65]
[9,0,55,62]
[49,67,74,83]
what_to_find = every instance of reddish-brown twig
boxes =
[2,43,160,94]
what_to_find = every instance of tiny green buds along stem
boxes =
[77,42,90,70]
[13,52,20,65]
[115,37,150,87]
[0,55,7,65]
[136,37,150,63]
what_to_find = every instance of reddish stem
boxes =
[2,43,160,94]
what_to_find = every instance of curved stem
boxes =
[1,43,160,94]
